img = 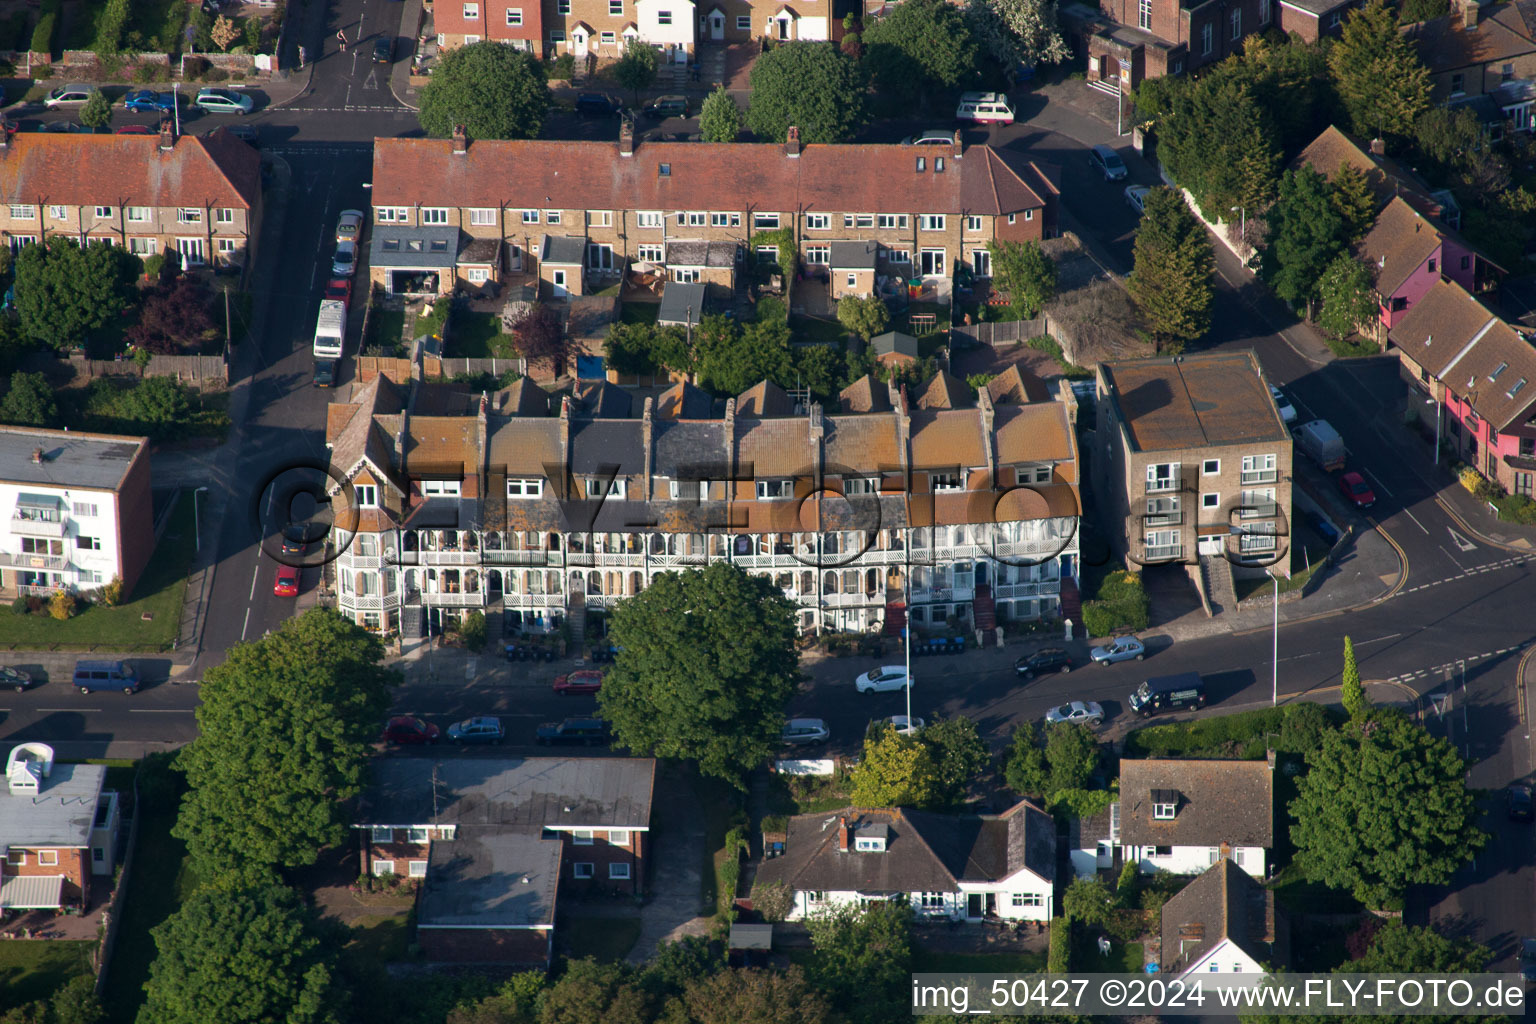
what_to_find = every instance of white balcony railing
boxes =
[419,550,481,565]
[10,516,65,538]
[1145,512,1182,527]
[420,590,485,607]
[0,552,69,571]
[345,554,383,570]
[1145,475,1180,494]
[1143,544,1183,561]
[1240,470,1279,485]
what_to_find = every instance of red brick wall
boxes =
[7,846,88,905]
[113,442,154,597]
[419,926,552,965]
[559,829,645,895]
[993,209,1046,245]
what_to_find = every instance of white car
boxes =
[1270,384,1298,425]
[43,84,94,108]
[1125,185,1151,213]
[873,715,925,736]
[781,718,830,745]
[856,665,912,694]
[335,209,365,244]
[194,87,254,114]
[1045,701,1104,727]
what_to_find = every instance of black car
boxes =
[280,524,311,555]
[1508,784,1534,823]
[1015,647,1073,679]
[535,717,610,746]
[313,358,337,388]
[0,666,33,692]
[574,92,618,116]
[372,36,394,63]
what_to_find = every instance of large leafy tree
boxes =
[835,294,888,342]
[964,0,1068,72]
[989,239,1057,319]
[136,884,345,1024]
[1316,255,1379,342]
[1264,166,1348,315]
[1289,709,1485,908]
[1328,0,1430,142]
[804,902,913,1024]
[1413,105,1481,181]
[539,959,651,1024]
[1157,75,1280,217]
[848,727,943,808]
[127,276,218,354]
[419,41,549,140]
[674,967,833,1024]
[174,609,398,883]
[921,715,988,807]
[611,43,658,107]
[1126,186,1213,351]
[597,562,798,785]
[746,42,868,144]
[694,315,793,395]
[863,0,979,99]
[14,237,139,351]
[0,371,57,427]
[698,86,743,143]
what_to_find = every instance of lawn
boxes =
[1231,521,1333,604]
[913,949,1049,973]
[1269,864,1361,915]
[1323,334,1380,359]
[557,914,641,962]
[347,913,412,962]
[0,941,96,1012]
[0,489,195,651]
[444,311,517,359]
[369,308,406,354]
[621,302,660,325]
[1073,938,1144,973]
[790,315,848,346]
[766,772,851,816]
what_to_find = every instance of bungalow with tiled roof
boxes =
[1159,859,1289,976]
[753,801,1056,922]
[0,122,260,272]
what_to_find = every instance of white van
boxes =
[955,91,1015,125]
[312,299,347,360]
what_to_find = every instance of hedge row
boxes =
[1047,917,1070,973]
[1124,702,1338,758]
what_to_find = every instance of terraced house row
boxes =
[366,125,1059,304]
[322,367,1081,639]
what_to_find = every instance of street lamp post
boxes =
[1229,205,1245,244]
[193,486,208,555]
[1267,568,1279,707]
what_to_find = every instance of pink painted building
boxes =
[1358,197,1480,340]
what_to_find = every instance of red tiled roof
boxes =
[0,130,259,210]
[371,136,1046,216]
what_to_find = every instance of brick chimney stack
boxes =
[785,126,802,159]
[1462,0,1481,29]
[837,816,850,851]
[452,124,468,154]
[158,119,175,151]
[952,129,964,156]
[619,114,635,157]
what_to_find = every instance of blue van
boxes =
[73,660,139,694]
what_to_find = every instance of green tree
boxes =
[14,236,139,350]
[1339,635,1370,720]
[92,0,130,53]
[1330,162,1377,242]
[921,715,988,807]
[1156,75,1280,216]
[612,43,659,107]
[835,294,889,341]
[136,884,345,1024]
[539,959,651,1024]
[0,371,57,426]
[596,563,797,786]
[1328,0,1431,142]
[419,41,550,141]
[863,0,978,99]
[1062,877,1115,927]
[746,42,868,144]
[642,936,725,998]
[676,967,833,1024]
[1264,167,1347,315]
[1126,186,1213,351]
[174,609,398,882]
[695,315,793,395]
[1003,721,1050,796]
[963,0,1069,73]
[1044,722,1099,793]
[1332,922,1491,1024]
[1398,0,1449,20]
[1316,255,1378,342]
[698,86,742,143]
[989,239,1057,319]
[1413,105,1481,180]
[79,89,111,131]
[50,976,104,1024]
[1289,709,1485,907]
[447,973,545,1024]
[804,902,912,1024]
[849,726,943,808]
[793,343,843,403]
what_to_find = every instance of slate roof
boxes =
[372,137,1049,218]
[418,832,561,930]
[666,240,734,268]
[1407,0,1536,73]
[657,282,707,326]
[0,427,146,491]
[327,376,407,494]
[654,420,728,477]
[1160,860,1287,974]
[1119,758,1274,849]
[871,331,919,361]
[371,226,460,269]
[570,418,645,476]
[0,130,259,209]
[541,234,587,265]
[0,760,106,849]
[1099,351,1290,452]
[830,240,879,269]
[356,756,656,828]
[1358,197,1444,297]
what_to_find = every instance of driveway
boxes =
[627,762,710,963]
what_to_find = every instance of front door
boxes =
[672,44,687,63]
[573,29,588,56]
[966,893,983,919]
[776,15,790,38]
[710,10,724,38]
[920,248,945,277]
[1197,535,1223,556]
[551,269,568,298]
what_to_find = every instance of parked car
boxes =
[645,95,689,119]
[0,666,34,692]
[194,88,254,114]
[335,210,365,244]
[1089,144,1128,181]
[954,91,1014,124]
[535,717,610,746]
[1014,647,1072,679]
[575,91,619,116]
[324,280,352,305]
[73,660,138,694]
[553,669,605,695]
[1338,471,1376,509]
[781,718,830,745]
[44,84,94,108]
[372,36,394,63]
[872,715,925,736]
[1269,384,1297,425]
[122,90,178,113]
[331,239,357,278]
[1090,636,1145,665]
[446,716,505,744]
[115,124,156,134]
[382,715,440,745]
[1124,185,1151,213]
[44,121,94,134]
[900,130,954,145]
[280,524,311,555]
[855,665,912,693]
[1508,783,1534,822]
[313,359,337,388]
[273,564,300,597]
[1129,671,1207,717]
[1045,700,1104,726]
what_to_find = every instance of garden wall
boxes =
[93,772,142,994]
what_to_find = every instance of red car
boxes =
[553,669,605,695]
[115,124,154,135]
[382,715,440,745]
[273,565,300,597]
[1338,471,1376,509]
[323,278,352,303]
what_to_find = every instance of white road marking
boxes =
[363,70,379,91]
[1362,467,1393,498]
[1354,633,1402,647]
[1402,507,1430,534]
[40,708,100,713]
[247,564,259,600]
[241,606,252,641]
[1448,527,1477,552]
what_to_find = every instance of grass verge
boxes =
[0,941,95,1012]
[1322,335,1379,359]
[0,489,194,651]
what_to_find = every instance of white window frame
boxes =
[637,244,664,263]
[1201,21,1213,54]
[9,205,36,220]
[877,213,908,230]
[609,862,631,879]
[92,205,112,218]
[756,479,793,500]
[1202,492,1220,510]
[845,213,875,228]
[668,480,707,500]
[971,249,991,278]
[47,205,66,221]
[354,484,378,508]
[919,214,946,231]
[803,245,830,264]
[609,829,631,846]
[406,827,429,843]
[1139,0,1151,29]
[507,478,544,498]
[736,14,750,28]
[588,209,612,227]
[521,209,540,225]
[886,248,911,264]
[421,207,449,225]
[409,859,428,877]
[710,211,741,227]
[421,480,462,497]
[964,214,983,232]
[585,477,624,498]
[682,211,706,226]
[507,7,523,24]
[636,210,663,228]
[1202,458,1220,476]
[1011,892,1044,907]
[1230,7,1240,39]
[1153,801,1176,819]
[752,212,780,229]
[468,208,497,226]
[573,829,595,845]
[573,862,595,878]
[673,268,700,283]
[38,849,58,866]
[657,9,672,23]
[372,859,395,876]
[177,208,203,224]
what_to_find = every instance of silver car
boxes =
[194,87,254,114]
[1045,701,1104,727]
[781,718,830,745]
[872,715,925,736]
[1090,636,1146,665]
[335,209,365,244]
[44,84,94,108]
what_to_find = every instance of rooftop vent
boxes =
[30,448,43,463]
[6,742,54,796]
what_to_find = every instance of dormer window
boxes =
[930,472,965,493]
[1015,462,1053,484]
[669,479,708,500]
[756,479,793,500]
[854,836,886,852]
[585,477,624,498]
[843,476,880,496]
[1152,788,1179,819]
[507,478,544,499]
